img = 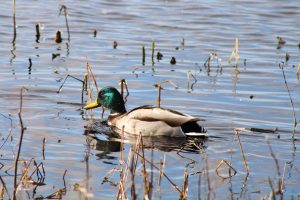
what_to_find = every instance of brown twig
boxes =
[153,80,179,89]
[180,168,189,199]
[119,79,129,103]
[157,85,161,108]
[268,177,276,200]
[140,135,150,199]
[280,162,287,194]
[215,160,237,179]
[13,87,28,200]
[153,80,179,108]
[234,129,249,175]
[86,62,99,93]
[267,140,280,177]
[0,176,11,200]
[158,158,164,188]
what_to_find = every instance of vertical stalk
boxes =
[12,0,16,43]
[151,39,155,65]
[142,45,145,66]
[157,86,161,108]
[13,87,27,200]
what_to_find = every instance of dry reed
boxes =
[228,37,239,67]
[59,5,70,42]
[234,129,249,175]
[215,160,237,179]
[279,62,297,138]
[13,87,28,200]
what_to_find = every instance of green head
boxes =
[84,87,127,114]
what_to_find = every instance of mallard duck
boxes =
[84,87,205,137]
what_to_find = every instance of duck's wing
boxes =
[112,118,186,137]
[125,106,204,127]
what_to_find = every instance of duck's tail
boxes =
[181,121,206,137]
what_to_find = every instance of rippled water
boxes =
[0,0,300,199]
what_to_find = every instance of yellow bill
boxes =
[84,101,100,110]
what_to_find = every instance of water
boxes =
[0,0,300,199]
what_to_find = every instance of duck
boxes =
[84,86,205,137]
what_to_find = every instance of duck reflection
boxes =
[84,119,207,161]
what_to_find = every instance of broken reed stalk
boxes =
[57,74,83,93]
[0,176,11,200]
[152,39,155,65]
[157,158,163,194]
[154,80,179,89]
[1,183,4,199]
[119,79,129,103]
[268,177,276,200]
[13,87,28,200]
[142,45,145,66]
[215,160,237,179]
[279,62,297,138]
[205,157,212,200]
[57,74,86,105]
[28,58,32,75]
[267,140,283,195]
[59,5,70,42]
[228,37,239,67]
[86,62,99,93]
[187,70,197,92]
[180,168,189,199]
[234,129,249,175]
[85,62,103,118]
[157,85,161,108]
[12,0,16,43]
[280,162,287,194]
[117,126,127,200]
[153,80,179,108]
[42,138,45,160]
[140,136,150,199]
[267,140,280,177]
[35,24,40,42]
